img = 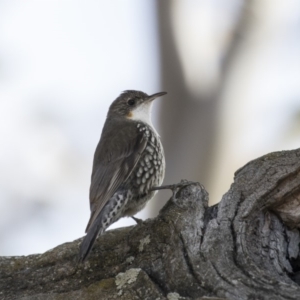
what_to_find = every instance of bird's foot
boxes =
[151,180,198,202]
[131,216,143,225]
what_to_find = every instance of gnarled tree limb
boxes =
[1,149,300,300]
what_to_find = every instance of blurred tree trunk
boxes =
[1,148,300,300]
[151,0,248,214]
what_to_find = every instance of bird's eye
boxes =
[127,99,136,106]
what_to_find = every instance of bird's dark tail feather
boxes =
[78,215,104,263]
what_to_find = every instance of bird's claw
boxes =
[151,180,198,202]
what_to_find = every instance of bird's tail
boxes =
[78,214,104,263]
[78,191,127,262]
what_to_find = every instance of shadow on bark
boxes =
[1,148,300,300]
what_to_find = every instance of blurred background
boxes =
[1,0,300,256]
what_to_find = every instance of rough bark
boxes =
[1,149,300,300]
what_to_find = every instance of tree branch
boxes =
[1,149,300,299]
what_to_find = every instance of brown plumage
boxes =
[79,90,167,262]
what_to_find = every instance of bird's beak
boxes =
[146,91,167,102]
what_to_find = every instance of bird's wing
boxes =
[85,121,147,232]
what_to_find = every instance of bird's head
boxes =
[108,90,167,124]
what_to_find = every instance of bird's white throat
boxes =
[129,102,156,130]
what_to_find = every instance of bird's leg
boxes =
[131,216,143,225]
[151,180,198,202]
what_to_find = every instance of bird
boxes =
[78,90,167,262]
